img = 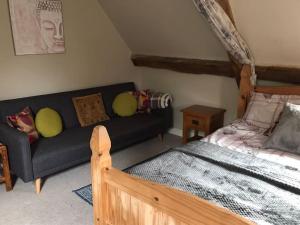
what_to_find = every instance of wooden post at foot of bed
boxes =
[90,125,255,225]
[237,64,254,118]
[90,126,112,225]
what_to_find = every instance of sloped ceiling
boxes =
[98,0,228,60]
[231,0,300,66]
[98,0,300,67]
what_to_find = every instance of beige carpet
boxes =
[0,134,181,225]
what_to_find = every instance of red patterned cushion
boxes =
[6,107,39,144]
[130,90,151,113]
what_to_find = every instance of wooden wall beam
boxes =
[132,54,300,84]
[132,55,234,78]
[255,66,300,84]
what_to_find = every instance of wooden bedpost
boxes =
[237,64,254,118]
[90,126,112,225]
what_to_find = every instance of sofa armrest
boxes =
[0,123,33,182]
[152,105,173,132]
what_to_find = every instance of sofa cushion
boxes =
[31,113,165,178]
[72,93,110,127]
[6,107,39,144]
[129,89,151,113]
[102,114,165,151]
[112,92,137,117]
[0,82,136,129]
[35,108,63,138]
[31,126,93,178]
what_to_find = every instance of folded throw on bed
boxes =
[126,141,300,225]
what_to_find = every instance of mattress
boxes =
[125,119,300,225]
[126,141,300,225]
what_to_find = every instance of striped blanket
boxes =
[126,141,300,225]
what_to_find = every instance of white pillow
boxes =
[243,92,300,129]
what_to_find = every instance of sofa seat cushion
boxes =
[31,126,94,178]
[101,114,165,151]
[31,113,165,178]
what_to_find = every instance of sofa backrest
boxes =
[0,82,136,129]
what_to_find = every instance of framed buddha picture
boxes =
[9,0,65,55]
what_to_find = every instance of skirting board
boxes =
[168,128,205,138]
[168,128,183,137]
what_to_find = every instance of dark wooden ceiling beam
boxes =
[256,66,300,84]
[131,54,300,84]
[132,55,234,77]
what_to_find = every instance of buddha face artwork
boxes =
[9,0,65,55]
[35,0,65,53]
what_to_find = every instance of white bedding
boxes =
[203,120,300,169]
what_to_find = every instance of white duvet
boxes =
[203,119,300,170]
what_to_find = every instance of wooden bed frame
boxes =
[90,64,300,225]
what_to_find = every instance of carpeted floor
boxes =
[0,134,181,225]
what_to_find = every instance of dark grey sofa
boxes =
[0,82,172,184]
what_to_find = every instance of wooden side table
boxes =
[0,144,12,191]
[181,105,226,144]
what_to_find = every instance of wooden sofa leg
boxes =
[35,178,42,194]
[158,133,164,142]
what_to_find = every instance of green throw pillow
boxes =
[113,92,138,117]
[35,108,63,138]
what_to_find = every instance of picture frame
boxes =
[9,0,65,55]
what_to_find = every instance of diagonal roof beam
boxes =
[216,0,235,25]
[215,0,243,86]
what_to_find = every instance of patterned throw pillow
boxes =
[129,90,151,113]
[72,93,110,127]
[6,107,39,144]
[243,92,300,130]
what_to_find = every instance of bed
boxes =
[90,65,300,225]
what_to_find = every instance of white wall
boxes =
[140,69,239,130]
[99,0,300,130]
[0,0,140,101]
[99,0,300,67]
[231,0,300,67]
[3,0,298,130]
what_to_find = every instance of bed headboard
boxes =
[237,64,300,118]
